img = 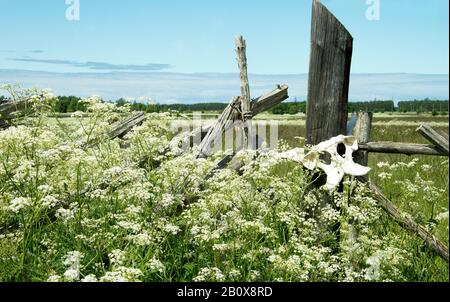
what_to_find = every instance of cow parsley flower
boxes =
[8,197,31,213]
[148,257,165,273]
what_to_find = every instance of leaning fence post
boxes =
[306,0,353,146]
[416,124,449,154]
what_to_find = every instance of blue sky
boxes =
[0,0,448,102]
[0,0,448,74]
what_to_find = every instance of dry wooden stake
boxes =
[235,35,252,150]
[352,112,373,166]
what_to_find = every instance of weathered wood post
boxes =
[306,0,353,146]
[235,35,253,149]
[353,112,373,166]
[305,0,353,252]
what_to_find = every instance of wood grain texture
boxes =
[416,124,449,155]
[352,112,373,166]
[107,112,146,140]
[235,36,252,121]
[83,112,146,148]
[358,142,447,156]
[197,97,240,158]
[306,0,353,145]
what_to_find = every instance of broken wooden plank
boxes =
[83,111,146,148]
[137,85,288,169]
[0,99,30,129]
[250,84,289,118]
[197,97,240,158]
[416,124,449,154]
[358,142,447,156]
[358,176,449,262]
[108,111,146,140]
[306,0,353,146]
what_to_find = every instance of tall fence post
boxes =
[306,0,353,146]
[235,35,253,150]
[305,0,353,253]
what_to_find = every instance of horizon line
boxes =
[0,69,449,77]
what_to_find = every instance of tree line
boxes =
[0,95,448,115]
[397,99,449,114]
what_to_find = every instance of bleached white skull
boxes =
[278,135,371,191]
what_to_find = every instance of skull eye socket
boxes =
[337,143,346,157]
[320,151,332,165]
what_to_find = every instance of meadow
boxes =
[0,91,448,282]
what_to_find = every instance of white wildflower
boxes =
[81,274,98,282]
[109,250,126,266]
[148,257,165,273]
[8,197,31,213]
[47,275,62,282]
[40,195,59,209]
[56,208,75,222]
[163,223,181,235]
[63,269,80,281]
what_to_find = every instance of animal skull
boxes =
[278,135,371,191]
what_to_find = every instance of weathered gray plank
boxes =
[352,112,373,166]
[108,111,146,140]
[358,142,447,156]
[0,100,30,129]
[306,0,353,145]
[197,97,240,158]
[416,124,449,154]
[83,111,145,148]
